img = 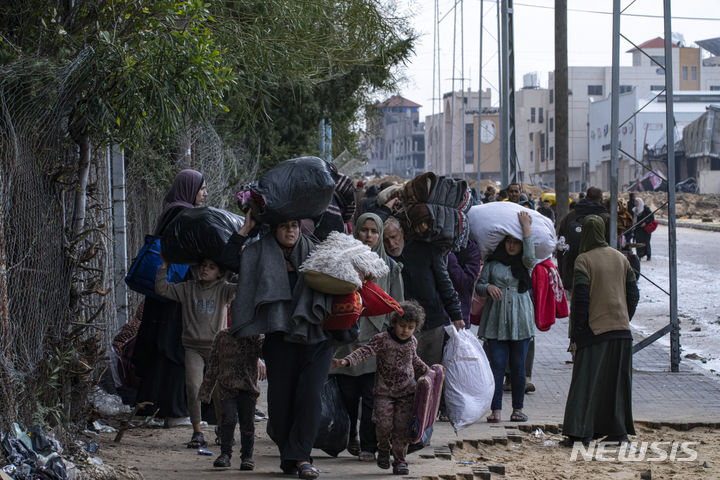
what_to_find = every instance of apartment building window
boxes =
[549,147,554,160]
[682,66,688,81]
[650,55,665,67]
[692,66,697,81]
[549,89,554,104]
[529,132,534,141]
[530,151,533,163]
[540,133,546,162]
[539,108,544,123]
[531,107,536,123]
[619,85,633,94]
[588,85,603,96]
[465,124,474,164]
[712,158,720,170]
[651,85,665,91]
[711,86,720,91]
[549,117,554,132]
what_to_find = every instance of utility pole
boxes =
[554,0,569,221]
[663,0,680,372]
[476,0,484,188]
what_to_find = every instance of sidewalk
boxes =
[118,319,720,479]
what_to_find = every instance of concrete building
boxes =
[587,90,720,191]
[520,35,720,192]
[364,95,425,177]
[682,105,720,193]
[516,74,552,187]
[425,88,494,178]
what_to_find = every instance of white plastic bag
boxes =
[442,326,494,430]
[467,202,557,261]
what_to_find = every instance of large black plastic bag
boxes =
[161,207,244,266]
[314,375,350,457]
[251,156,335,224]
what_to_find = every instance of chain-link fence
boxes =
[0,50,250,430]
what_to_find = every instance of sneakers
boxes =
[254,409,267,422]
[377,450,391,469]
[213,453,231,468]
[392,461,409,475]
[525,381,536,393]
[240,457,255,471]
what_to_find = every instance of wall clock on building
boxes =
[480,119,496,144]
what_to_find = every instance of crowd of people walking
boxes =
[119,167,643,478]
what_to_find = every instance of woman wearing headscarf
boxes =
[561,215,639,446]
[330,212,404,462]
[476,211,535,423]
[632,197,654,261]
[132,169,207,427]
[221,211,333,479]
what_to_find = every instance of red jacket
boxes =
[531,259,569,331]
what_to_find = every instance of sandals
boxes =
[486,411,501,423]
[347,437,361,456]
[377,450,391,470]
[187,431,208,448]
[392,461,409,475]
[510,411,528,422]
[358,451,375,462]
[297,462,320,479]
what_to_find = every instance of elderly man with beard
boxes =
[382,217,464,367]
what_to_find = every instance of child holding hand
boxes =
[155,257,236,448]
[332,300,428,476]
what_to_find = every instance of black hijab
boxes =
[487,236,531,293]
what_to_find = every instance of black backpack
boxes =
[565,215,585,261]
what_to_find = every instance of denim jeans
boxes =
[486,338,531,411]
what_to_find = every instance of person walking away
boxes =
[221,212,333,479]
[332,301,429,476]
[132,169,208,426]
[331,212,404,462]
[199,330,265,470]
[556,186,609,291]
[155,257,236,448]
[561,215,639,446]
[633,197,654,261]
[475,211,535,423]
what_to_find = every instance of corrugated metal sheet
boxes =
[697,37,720,57]
[683,105,720,158]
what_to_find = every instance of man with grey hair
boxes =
[383,217,464,367]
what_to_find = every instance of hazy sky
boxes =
[397,0,720,118]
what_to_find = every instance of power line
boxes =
[512,1,720,21]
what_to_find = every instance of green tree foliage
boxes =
[209,0,416,167]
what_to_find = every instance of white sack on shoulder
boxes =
[442,326,494,431]
[468,202,557,261]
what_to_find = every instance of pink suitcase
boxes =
[410,364,445,443]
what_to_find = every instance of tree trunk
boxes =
[72,132,91,236]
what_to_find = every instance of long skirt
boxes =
[563,338,635,439]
